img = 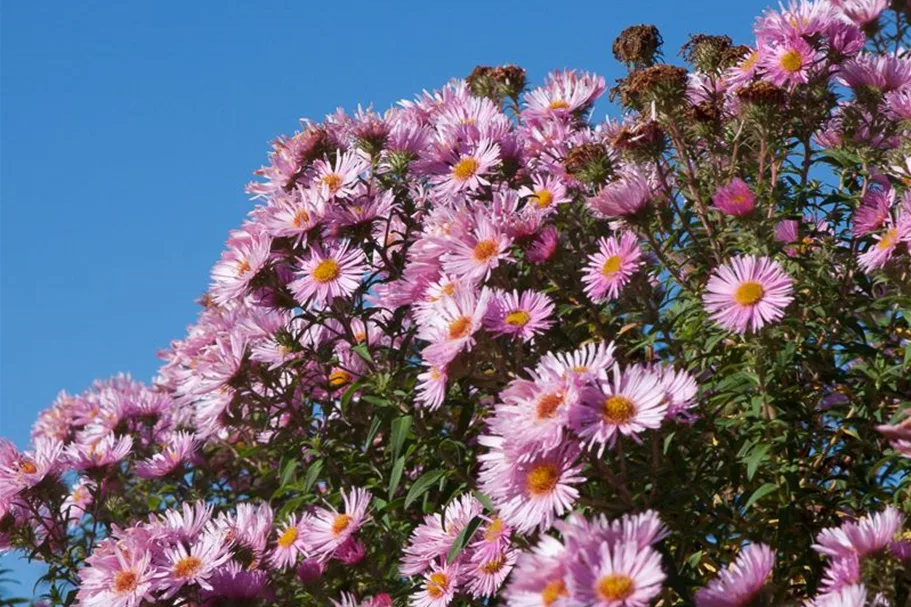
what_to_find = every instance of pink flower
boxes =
[0,438,63,500]
[813,506,904,559]
[852,185,894,237]
[571,365,667,453]
[290,240,367,304]
[568,540,666,607]
[309,487,371,559]
[464,548,517,598]
[485,289,555,341]
[519,174,571,212]
[432,140,500,197]
[410,561,460,607]
[582,232,643,303]
[523,69,606,123]
[694,544,775,607]
[156,529,232,599]
[504,535,571,606]
[416,364,449,410]
[809,584,868,607]
[858,225,905,272]
[419,287,491,367]
[270,513,313,570]
[443,217,513,282]
[712,179,756,216]
[760,36,817,88]
[209,228,272,304]
[135,431,198,479]
[588,168,652,218]
[65,434,133,471]
[527,225,560,264]
[703,256,794,334]
[75,540,155,607]
[313,150,368,199]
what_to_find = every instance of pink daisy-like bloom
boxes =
[760,36,817,88]
[569,540,666,607]
[588,168,652,219]
[523,69,606,123]
[852,186,893,237]
[135,431,198,479]
[703,255,794,334]
[537,340,617,384]
[270,513,314,570]
[658,365,698,421]
[886,87,911,120]
[504,535,571,607]
[209,228,272,304]
[582,232,643,303]
[527,225,560,265]
[819,556,861,594]
[485,289,555,341]
[75,542,156,607]
[200,562,270,603]
[858,224,904,272]
[832,0,888,27]
[410,561,460,607]
[400,495,483,577]
[488,377,579,454]
[0,437,63,500]
[571,365,667,454]
[63,477,95,526]
[443,217,513,282]
[309,487,371,559]
[519,174,571,212]
[290,241,367,304]
[65,434,133,471]
[725,48,761,88]
[809,584,868,607]
[156,529,232,599]
[712,178,756,217]
[813,506,904,560]
[420,288,491,367]
[464,548,518,598]
[433,140,500,197]
[481,439,584,533]
[312,149,368,199]
[416,364,449,410]
[694,543,775,607]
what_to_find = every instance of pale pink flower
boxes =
[582,232,643,303]
[703,256,794,334]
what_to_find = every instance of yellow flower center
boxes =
[534,189,554,208]
[602,255,623,276]
[536,393,564,419]
[292,208,310,228]
[332,513,352,536]
[426,572,450,598]
[541,579,568,605]
[505,310,531,327]
[322,173,343,193]
[329,369,351,387]
[19,460,37,475]
[452,157,480,181]
[277,526,298,548]
[597,574,635,602]
[174,556,203,579]
[549,99,571,110]
[734,281,765,306]
[526,463,559,496]
[112,570,138,594]
[878,228,898,250]
[448,316,473,340]
[483,517,504,541]
[312,259,341,283]
[236,259,251,277]
[482,554,506,574]
[603,395,636,424]
[780,49,803,73]
[473,239,499,262]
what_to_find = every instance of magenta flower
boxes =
[760,36,817,88]
[0,438,63,500]
[411,561,460,607]
[312,149,368,199]
[568,540,666,607]
[270,513,314,570]
[75,540,155,607]
[694,543,775,607]
[582,232,643,303]
[309,487,371,559]
[443,217,513,282]
[433,139,500,197]
[703,255,794,334]
[852,185,893,237]
[504,535,571,607]
[712,179,756,216]
[155,529,232,599]
[809,584,868,607]
[290,240,367,304]
[484,289,555,341]
[813,506,904,559]
[588,168,652,219]
[135,431,198,479]
[209,228,272,304]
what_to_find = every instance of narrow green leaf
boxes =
[472,490,495,512]
[446,516,482,563]
[390,415,413,458]
[280,459,298,488]
[388,456,406,497]
[352,343,374,365]
[743,444,771,481]
[744,483,777,510]
[364,417,382,450]
[405,470,445,509]
[303,460,323,492]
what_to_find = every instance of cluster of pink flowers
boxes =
[2,0,911,604]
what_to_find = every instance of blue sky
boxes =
[0,0,770,597]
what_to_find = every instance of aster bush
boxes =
[3,1,911,605]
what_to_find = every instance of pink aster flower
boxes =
[588,168,652,219]
[703,255,794,334]
[65,434,133,471]
[571,365,667,454]
[712,178,756,216]
[813,506,904,559]
[582,232,643,303]
[480,438,584,533]
[809,584,868,607]
[488,377,579,454]
[209,228,272,304]
[200,562,270,603]
[886,87,911,120]
[519,174,571,212]
[420,287,491,367]
[852,185,894,237]
[410,561,460,607]
[527,225,560,264]
[858,224,905,272]
[694,543,775,607]
[416,364,449,410]
[443,217,513,282]
[400,495,482,577]
[464,548,518,598]
[832,0,888,27]
[290,240,367,304]
[313,149,368,199]
[523,69,606,123]
[760,36,817,88]
[433,140,500,197]
[75,541,156,607]
[309,487,371,559]
[484,289,555,341]
[135,431,198,479]
[0,438,63,500]
[569,540,666,607]
[504,535,571,607]
[270,513,313,570]
[156,529,232,599]
[537,340,617,384]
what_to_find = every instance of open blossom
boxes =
[760,36,817,88]
[65,434,133,470]
[135,431,198,479]
[290,240,367,304]
[433,140,500,196]
[156,530,233,598]
[420,287,491,366]
[712,178,755,216]
[313,150,368,199]
[813,506,904,559]
[411,561,460,607]
[209,228,272,304]
[309,487,371,559]
[519,174,570,211]
[695,544,775,607]
[443,217,512,281]
[568,540,666,607]
[75,541,156,607]
[270,513,313,569]
[582,232,643,303]
[703,255,794,334]
[484,289,555,341]
[524,69,606,122]
[588,168,652,218]
[0,438,63,500]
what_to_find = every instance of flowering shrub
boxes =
[3,1,911,605]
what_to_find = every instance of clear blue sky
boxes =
[1,0,769,597]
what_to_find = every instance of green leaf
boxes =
[280,458,298,488]
[364,416,382,450]
[303,459,323,492]
[351,343,374,365]
[744,483,777,510]
[388,456,406,498]
[390,415,413,459]
[446,516,482,563]
[472,490,495,512]
[743,444,771,481]
[405,469,445,509]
